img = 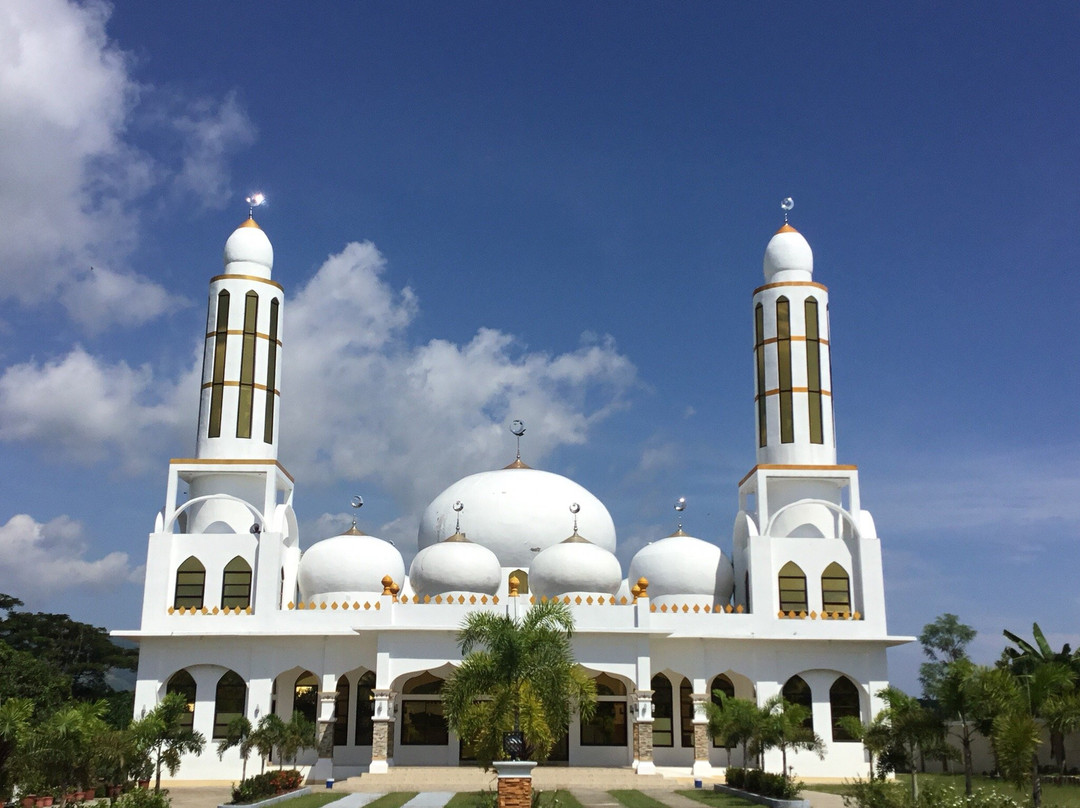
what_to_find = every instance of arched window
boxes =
[830,677,861,741]
[401,672,447,746]
[208,290,230,438]
[776,297,793,443]
[580,673,627,747]
[236,291,258,439]
[710,675,735,748]
[821,562,851,616]
[679,677,694,747]
[354,671,376,745]
[166,670,197,732]
[293,671,318,724]
[174,557,205,610]
[334,675,350,746]
[214,670,246,740]
[651,673,674,747]
[222,556,252,609]
[782,675,813,731]
[778,561,807,614]
[755,302,767,447]
[805,297,824,444]
[509,569,529,594]
[263,298,279,444]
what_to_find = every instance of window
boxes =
[580,674,627,747]
[710,675,735,747]
[174,557,205,610]
[821,562,851,616]
[334,676,350,746]
[236,291,258,439]
[208,291,230,438]
[293,671,318,724]
[651,673,673,747]
[401,672,447,746]
[776,297,793,443]
[166,670,197,732]
[805,298,823,444]
[214,670,246,740]
[755,302,767,447]
[830,677,861,741]
[263,298,279,444]
[354,671,376,745]
[778,561,807,613]
[679,677,694,747]
[221,556,252,609]
[782,675,813,731]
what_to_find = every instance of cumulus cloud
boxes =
[0,513,139,591]
[281,241,637,514]
[0,0,252,328]
[0,345,198,472]
[0,241,637,514]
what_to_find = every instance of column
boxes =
[691,692,712,777]
[309,677,337,781]
[369,689,394,774]
[634,689,655,775]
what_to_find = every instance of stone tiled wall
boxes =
[497,777,532,808]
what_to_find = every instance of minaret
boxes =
[751,221,835,465]
[196,217,283,460]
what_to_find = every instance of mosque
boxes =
[119,212,910,782]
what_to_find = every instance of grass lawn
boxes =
[445,790,584,808]
[269,795,346,808]
[675,789,760,807]
[608,790,669,808]
[802,773,1080,807]
[363,793,420,808]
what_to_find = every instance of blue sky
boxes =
[0,1,1077,695]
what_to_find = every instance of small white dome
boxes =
[223,218,274,278]
[409,533,502,597]
[530,534,622,599]
[763,224,812,282]
[628,530,734,605]
[297,526,404,602]
[418,465,616,567]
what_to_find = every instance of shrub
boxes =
[229,769,304,804]
[114,790,171,808]
[725,767,746,788]
[726,768,801,801]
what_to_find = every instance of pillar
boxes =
[369,689,394,774]
[634,689,655,775]
[493,761,534,808]
[309,680,337,781]
[691,692,712,777]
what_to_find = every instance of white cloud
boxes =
[0,0,251,328]
[0,346,197,472]
[281,241,637,518]
[0,513,138,593]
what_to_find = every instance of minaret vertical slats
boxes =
[208,290,230,439]
[237,291,259,439]
[264,298,280,444]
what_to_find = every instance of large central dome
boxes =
[417,465,616,567]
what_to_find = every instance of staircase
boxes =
[335,767,672,792]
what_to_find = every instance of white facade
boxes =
[118,217,911,782]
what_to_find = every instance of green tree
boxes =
[757,694,824,777]
[9,700,108,802]
[918,613,975,703]
[705,694,760,769]
[836,713,890,779]
[276,714,315,768]
[248,714,285,772]
[933,657,996,796]
[873,686,941,804]
[216,716,254,781]
[442,601,596,767]
[131,692,205,791]
[0,644,72,715]
[0,698,33,800]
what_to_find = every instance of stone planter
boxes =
[713,784,809,808]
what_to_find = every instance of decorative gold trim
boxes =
[205,330,283,346]
[753,281,828,295]
[201,381,280,395]
[739,463,857,486]
[755,388,831,400]
[169,457,295,482]
[775,222,798,235]
[240,217,261,230]
[210,274,283,291]
[759,336,829,346]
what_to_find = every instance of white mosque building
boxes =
[119,213,911,781]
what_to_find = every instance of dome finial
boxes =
[246,192,267,220]
[453,500,464,534]
[781,197,794,224]
[674,496,686,532]
[569,502,580,534]
[510,419,526,460]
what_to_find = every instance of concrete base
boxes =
[493,760,536,778]
[691,760,713,778]
[636,761,656,775]
[367,760,389,774]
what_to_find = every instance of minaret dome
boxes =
[224,218,274,279]
[763,223,813,283]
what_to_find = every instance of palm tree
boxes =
[277,714,315,768]
[836,713,890,779]
[249,714,285,772]
[0,698,32,799]
[757,694,824,778]
[873,686,941,804]
[131,692,205,792]
[705,694,759,769]
[442,601,596,767]
[216,716,254,781]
